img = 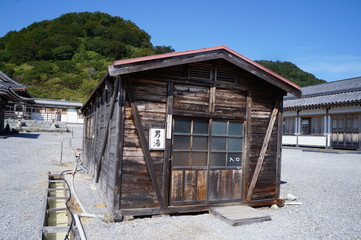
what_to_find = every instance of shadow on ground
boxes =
[0,133,41,139]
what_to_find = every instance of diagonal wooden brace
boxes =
[246,97,281,202]
[124,77,164,205]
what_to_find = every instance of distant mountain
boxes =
[0,12,324,102]
[0,12,174,102]
[255,60,326,87]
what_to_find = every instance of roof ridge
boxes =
[302,76,361,89]
[111,45,301,92]
[0,70,18,84]
[300,87,361,98]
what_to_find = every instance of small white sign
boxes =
[149,128,165,150]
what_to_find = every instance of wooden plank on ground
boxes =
[209,205,271,226]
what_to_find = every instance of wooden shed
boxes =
[81,45,301,219]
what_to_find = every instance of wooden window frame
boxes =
[209,120,243,168]
[300,116,324,136]
[172,118,209,168]
[172,118,244,169]
[85,115,95,139]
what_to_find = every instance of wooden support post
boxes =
[241,91,252,201]
[95,77,120,183]
[275,96,283,199]
[124,77,164,205]
[162,81,173,208]
[246,97,281,202]
[113,78,125,211]
[209,87,216,113]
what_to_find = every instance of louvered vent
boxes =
[155,65,184,77]
[216,66,236,83]
[189,63,211,80]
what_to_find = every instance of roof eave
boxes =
[0,89,21,102]
[108,46,301,97]
[81,72,110,112]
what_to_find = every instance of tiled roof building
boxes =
[283,77,361,150]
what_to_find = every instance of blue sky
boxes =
[1,0,361,82]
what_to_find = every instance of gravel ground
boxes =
[81,148,361,240]
[0,124,83,240]
[1,126,361,240]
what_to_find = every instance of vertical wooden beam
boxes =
[209,64,216,113]
[124,77,164,205]
[113,77,125,211]
[275,95,283,200]
[209,87,216,113]
[94,95,101,176]
[246,96,281,202]
[241,91,252,201]
[162,81,174,209]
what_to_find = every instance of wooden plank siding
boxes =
[83,77,124,210]
[120,77,166,209]
[82,60,287,217]
[246,92,281,202]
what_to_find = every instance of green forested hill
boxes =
[0,12,324,102]
[0,12,174,102]
[255,60,325,86]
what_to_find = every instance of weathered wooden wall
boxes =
[82,60,285,215]
[246,92,280,202]
[121,79,167,209]
[83,77,123,210]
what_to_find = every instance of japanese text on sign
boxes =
[149,128,165,150]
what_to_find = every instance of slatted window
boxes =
[216,66,237,83]
[172,118,243,168]
[189,63,211,80]
[153,65,184,77]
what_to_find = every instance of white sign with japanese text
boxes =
[149,128,165,150]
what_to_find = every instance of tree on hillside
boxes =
[256,60,325,86]
[0,12,174,102]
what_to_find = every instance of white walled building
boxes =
[1,71,83,124]
[283,77,361,150]
[29,98,83,123]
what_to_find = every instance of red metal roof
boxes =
[112,45,301,91]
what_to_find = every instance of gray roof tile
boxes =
[0,71,25,89]
[284,77,361,109]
